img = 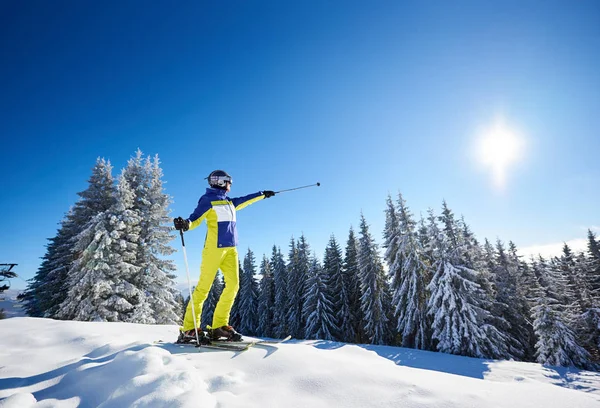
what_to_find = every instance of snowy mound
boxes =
[0,317,599,408]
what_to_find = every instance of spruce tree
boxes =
[586,230,600,301]
[258,255,275,337]
[323,235,350,342]
[271,246,289,338]
[426,205,507,358]
[235,249,259,335]
[21,158,116,318]
[507,241,537,360]
[228,261,244,330]
[303,256,337,340]
[140,155,181,324]
[387,193,430,349]
[493,239,532,359]
[57,174,145,321]
[342,227,362,343]
[358,213,392,345]
[201,274,223,329]
[286,235,311,339]
[531,257,593,369]
[121,150,179,324]
[286,238,302,338]
[20,218,73,317]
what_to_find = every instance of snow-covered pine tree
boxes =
[531,256,594,369]
[358,213,392,345]
[228,261,244,330]
[285,238,302,338]
[286,235,311,339]
[201,274,223,329]
[257,255,275,337]
[507,241,537,360]
[20,216,73,317]
[342,227,363,343]
[387,193,430,349]
[303,256,337,340]
[457,217,512,360]
[20,158,116,318]
[426,204,507,358]
[323,234,350,342]
[139,155,181,324]
[561,245,600,361]
[57,174,146,322]
[586,229,600,302]
[271,246,289,338]
[234,249,259,335]
[491,239,531,360]
[121,150,179,324]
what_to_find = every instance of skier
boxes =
[174,169,275,344]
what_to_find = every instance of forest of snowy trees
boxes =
[20,153,600,371]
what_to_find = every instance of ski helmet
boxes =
[207,170,232,189]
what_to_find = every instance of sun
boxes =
[476,120,524,189]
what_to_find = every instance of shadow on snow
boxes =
[311,340,597,394]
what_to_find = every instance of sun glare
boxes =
[476,120,524,189]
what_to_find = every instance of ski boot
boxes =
[176,328,211,345]
[208,325,243,342]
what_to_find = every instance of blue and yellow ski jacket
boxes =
[187,188,265,248]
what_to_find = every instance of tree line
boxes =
[214,194,600,370]
[20,154,600,370]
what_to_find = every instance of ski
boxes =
[157,335,291,352]
[211,335,292,348]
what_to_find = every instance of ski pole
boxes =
[179,229,201,346]
[275,182,320,194]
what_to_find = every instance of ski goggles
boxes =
[210,174,233,186]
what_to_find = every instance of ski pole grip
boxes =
[179,229,186,247]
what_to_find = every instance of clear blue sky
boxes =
[2,1,599,289]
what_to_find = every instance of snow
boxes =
[1,317,599,408]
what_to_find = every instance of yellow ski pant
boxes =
[182,246,239,331]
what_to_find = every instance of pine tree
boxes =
[342,227,362,343]
[21,159,116,318]
[426,205,507,358]
[121,150,179,324]
[139,155,181,324]
[507,241,537,360]
[358,213,392,345]
[57,174,145,322]
[258,255,275,337]
[20,218,73,317]
[228,261,244,330]
[285,238,301,338]
[323,235,350,342]
[586,230,600,301]
[201,274,223,328]
[271,246,289,338]
[531,257,593,369]
[387,193,430,349]
[491,239,530,360]
[286,235,311,339]
[234,249,259,335]
[303,256,337,340]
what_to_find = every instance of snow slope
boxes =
[0,317,598,408]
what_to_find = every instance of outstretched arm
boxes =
[231,191,274,211]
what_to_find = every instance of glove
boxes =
[173,216,190,231]
[263,190,276,198]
